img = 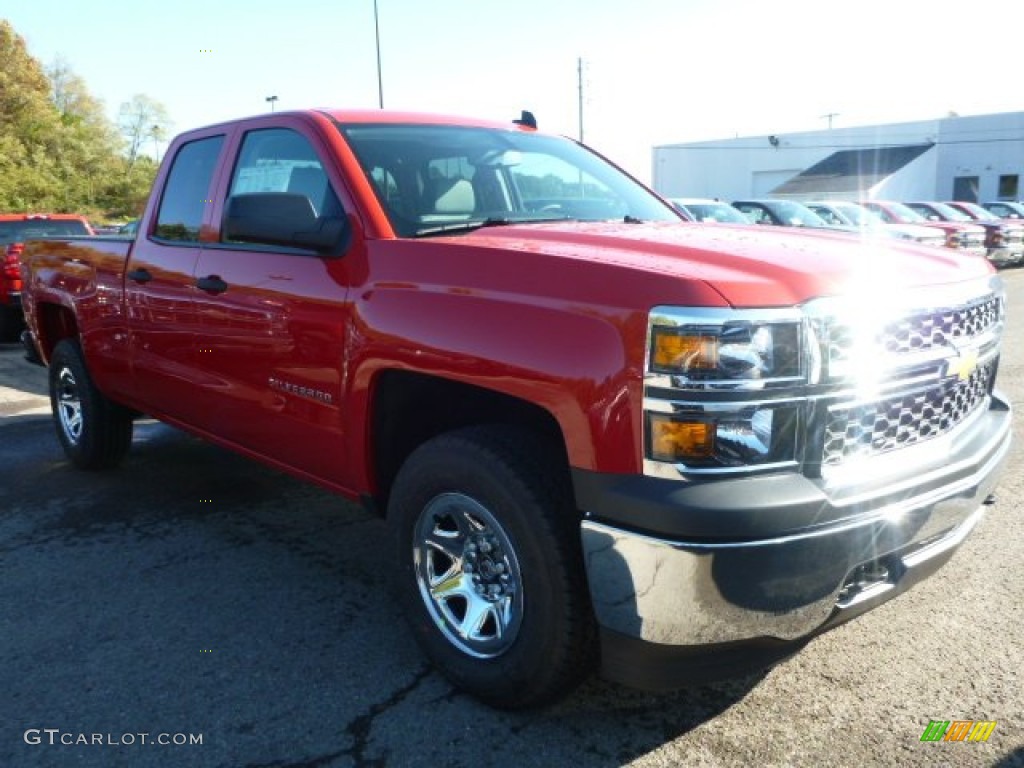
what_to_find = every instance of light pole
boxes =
[373,0,384,108]
[266,95,278,112]
[577,57,584,142]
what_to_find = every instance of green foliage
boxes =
[0,21,162,221]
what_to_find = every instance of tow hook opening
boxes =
[836,555,903,608]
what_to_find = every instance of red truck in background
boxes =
[19,109,1012,708]
[0,214,93,340]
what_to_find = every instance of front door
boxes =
[191,125,353,483]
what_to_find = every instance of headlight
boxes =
[649,321,803,385]
[645,308,807,473]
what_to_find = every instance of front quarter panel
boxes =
[348,238,728,475]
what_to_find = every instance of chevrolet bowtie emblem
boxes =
[949,349,979,382]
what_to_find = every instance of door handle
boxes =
[127,268,153,283]
[196,275,228,294]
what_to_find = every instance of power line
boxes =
[660,136,1024,151]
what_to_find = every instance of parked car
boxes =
[982,200,1024,220]
[943,201,1024,267]
[731,199,847,230]
[0,214,94,341]
[669,198,750,224]
[804,201,946,246]
[858,201,987,257]
[906,201,1021,267]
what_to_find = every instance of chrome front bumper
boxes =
[580,398,1011,648]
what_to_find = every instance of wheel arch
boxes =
[367,370,572,515]
[32,301,80,364]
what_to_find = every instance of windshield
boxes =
[927,202,972,222]
[955,202,997,221]
[685,202,749,223]
[336,123,679,237]
[0,219,90,244]
[772,201,828,227]
[883,202,927,223]
[833,203,881,226]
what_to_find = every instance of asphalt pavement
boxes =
[1,271,1022,768]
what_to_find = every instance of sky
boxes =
[4,0,1024,183]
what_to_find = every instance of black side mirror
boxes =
[222,193,349,254]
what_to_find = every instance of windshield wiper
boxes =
[623,214,644,224]
[414,217,513,237]
[413,216,571,238]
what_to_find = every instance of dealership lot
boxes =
[1,271,1022,768]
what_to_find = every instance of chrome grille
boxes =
[827,294,1001,363]
[822,358,995,465]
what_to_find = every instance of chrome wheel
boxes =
[413,492,524,658]
[55,366,83,445]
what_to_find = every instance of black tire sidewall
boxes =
[389,429,585,708]
[48,339,131,470]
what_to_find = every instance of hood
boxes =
[885,223,947,241]
[453,221,993,308]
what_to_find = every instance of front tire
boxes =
[49,339,133,470]
[388,426,596,709]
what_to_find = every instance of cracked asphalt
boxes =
[1,270,1022,768]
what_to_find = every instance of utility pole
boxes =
[374,0,384,108]
[821,112,839,129]
[577,57,584,142]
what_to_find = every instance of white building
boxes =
[652,111,1024,203]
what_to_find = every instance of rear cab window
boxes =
[0,219,91,243]
[154,136,225,242]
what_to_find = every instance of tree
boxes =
[0,20,166,218]
[45,57,124,211]
[0,20,63,210]
[119,94,171,170]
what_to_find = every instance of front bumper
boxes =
[577,392,1011,689]
[986,245,1024,267]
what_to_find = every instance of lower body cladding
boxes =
[575,393,1012,690]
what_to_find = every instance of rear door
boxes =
[190,120,356,483]
[125,130,227,425]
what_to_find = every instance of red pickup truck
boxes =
[0,214,93,340]
[19,109,1012,708]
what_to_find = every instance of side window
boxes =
[222,128,343,249]
[155,136,224,242]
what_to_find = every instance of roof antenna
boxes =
[513,110,537,129]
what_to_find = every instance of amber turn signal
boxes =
[651,330,718,373]
[649,415,715,462]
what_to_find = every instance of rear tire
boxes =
[388,425,596,709]
[0,306,24,343]
[49,339,133,470]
